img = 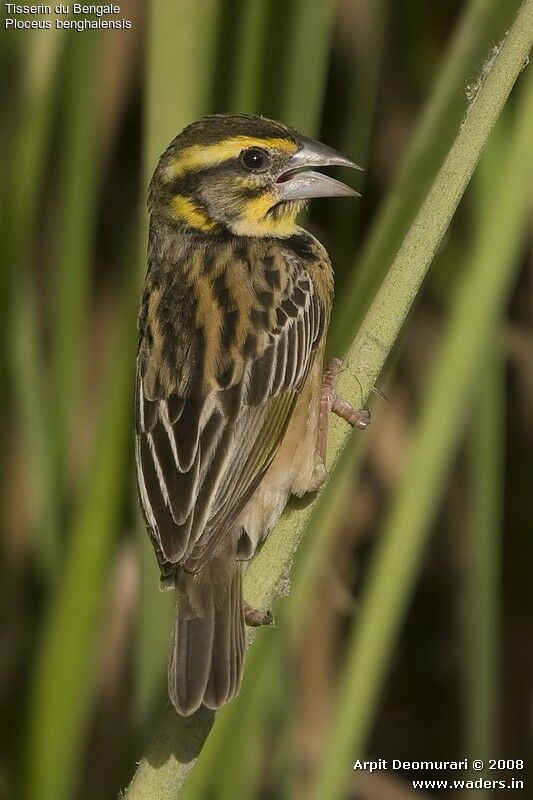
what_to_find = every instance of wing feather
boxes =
[136,244,329,577]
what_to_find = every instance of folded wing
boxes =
[135,252,326,578]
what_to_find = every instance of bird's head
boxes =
[149,114,362,238]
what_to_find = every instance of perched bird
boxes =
[135,114,368,716]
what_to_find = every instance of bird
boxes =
[135,113,369,716]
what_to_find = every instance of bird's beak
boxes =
[276,135,363,200]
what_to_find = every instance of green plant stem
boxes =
[247,0,533,625]
[329,0,523,354]
[325,0,388,265]
[137,0,339,783]
[228,0,270,114]
[136,0,221,728]
[23,266,138,800]
[50,31,101,483]
[171,396,370,798]
[212,637,275,800]
[312,29,533,800]
[465,119,506,797]
[4,29,64,579]
[274,0,336,132]
[466,349,504,800]
[145,0,220,175]
[125,2,533,795]
[179,635,271,800]
[137,0,335,737]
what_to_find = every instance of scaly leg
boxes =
[310,358,370,489]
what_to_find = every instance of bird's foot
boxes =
[244,603,273,627]
[316,358,371,463]
[331,393,371,429]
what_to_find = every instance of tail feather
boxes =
[228,573,245,699]
[204,564,245,708]
[168,565,245,716]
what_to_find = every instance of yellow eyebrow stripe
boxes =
[170,195,215,231]
[164,136,298,179]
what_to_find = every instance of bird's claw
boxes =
[244,603,273,627]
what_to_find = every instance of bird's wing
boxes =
[135,253,327,576]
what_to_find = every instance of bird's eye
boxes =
[240,147,270,172]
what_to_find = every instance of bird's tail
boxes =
[168,562,245,716]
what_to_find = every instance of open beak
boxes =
[276,135,363,200]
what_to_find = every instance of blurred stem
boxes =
[329,0,523,355]
[50,32,101,484]
[125,3,533,795]
[10,278,58,573]
[285,434,366,632]
[228,0,270,114]
[184,426,370,798]
[339,0,387,178]
[274,0,337,132]
[211,636,276,800]
[136,0,222,729]
[465,117,506,796]
[145,0,220,174]
[23,254,138,800]
[139,1,338,785]
[312,29,533,799]
[179,635,271,800]
[187,370,373,799]
[4,29,64,578]
[466,348,504,800]
[325,0,388,265]
[0,26,63,286]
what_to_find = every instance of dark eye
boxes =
[240,147,270,172]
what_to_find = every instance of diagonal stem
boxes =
[125,1,533,796]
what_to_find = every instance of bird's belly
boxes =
[236,356,322,557]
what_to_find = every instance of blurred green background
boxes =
[0,1,532,799]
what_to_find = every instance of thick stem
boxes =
[125,2,533,796]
